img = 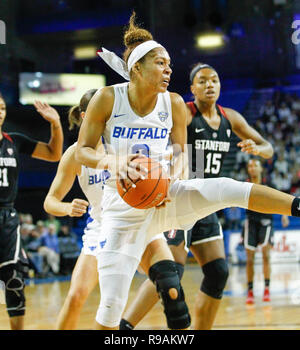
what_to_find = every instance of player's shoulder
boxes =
[59,144,81,174]
[94,86,115,102]
[2,132,14,143]
[220,107,245,127]
[61,143,77,163]
[221,106,242,119]
[169,92,185,105]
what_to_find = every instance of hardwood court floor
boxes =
[0,262,300,330]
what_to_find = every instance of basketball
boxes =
[116,157,169,209]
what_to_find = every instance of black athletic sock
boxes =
[248,281,253,291]
[119,318,134,330]
[265,279,270,288]
[291,198,300,217]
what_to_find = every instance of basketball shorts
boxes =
[242,218,274,250]
[0,207,29,269]
[82,216,102,257]
[164,213,223,251]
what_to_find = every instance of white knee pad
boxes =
[96,273,132,328]
[217,177,253,208]
[95,252,139,328]
[188,177,253,212]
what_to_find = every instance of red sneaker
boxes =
[246,289,254,304]
[263,288,270,302]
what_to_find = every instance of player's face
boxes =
[139,48,172,93]
[191,68,221,103]
[247,160,262,177]
[0,98,7,127]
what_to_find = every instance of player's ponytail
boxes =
[123,11,153,63]
[68,105,81,130]
[68,88,97,130]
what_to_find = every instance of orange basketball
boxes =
[116,157,169,209]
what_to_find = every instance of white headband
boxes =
[97,40,164,81]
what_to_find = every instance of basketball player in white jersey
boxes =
[44,89,108,330]
[75,13,300,330]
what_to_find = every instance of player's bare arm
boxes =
[224,107,274,159]
[169,92,188,180]
[44,144,89,217]
[31,101,63,162]
[76,87,148,186]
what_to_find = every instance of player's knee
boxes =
[67,287,89,309]
[201,258,229,299]
[96,296,127,328]
[246,253,255,265]
[148,260,191,329]
[2,267,26,317]
[218,177,251,208]
[262,252,270,263]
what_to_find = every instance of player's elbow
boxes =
[43,197,51,215]
[74,145,83,164]
[50,152,62,162]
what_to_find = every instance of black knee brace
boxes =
[0,264,26,317]
[175,262,184,280]
[200,258,229,299]
[148,260,190,329]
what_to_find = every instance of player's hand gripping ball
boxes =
[117,157,169,209]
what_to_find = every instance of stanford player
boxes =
[0,92,63,329]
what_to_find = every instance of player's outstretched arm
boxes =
[31,100,63,162]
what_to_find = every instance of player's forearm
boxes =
[256,141,274,159]
[47,121,64,161]
[75,146,114,170]
[44,195,72,217]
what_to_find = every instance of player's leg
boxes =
[0,263,26,330]
[242,218,257,304]
[172,179,298,230]
[120,277,158,330]
[189,238,228,330]
[95,250,140,330]
[262,243,272,302]
[246,249,255,304]
[248,184,296,215]
[56,252,98,330]
[120,231,188,329]
[259,222,273,303]
[0,210,27,330]
[140,237,190,330]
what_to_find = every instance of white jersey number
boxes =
[132,144,150,157]
[0,168,9,187]
[204,153,222,175]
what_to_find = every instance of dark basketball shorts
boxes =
[0,207,29,269]
[242,218,274,250]
[164,213,223,251]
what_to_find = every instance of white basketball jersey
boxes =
[103,82,173,187]
[77,165,110,222]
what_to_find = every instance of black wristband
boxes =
[291,197,300,217]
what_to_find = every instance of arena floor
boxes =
[0,262,300,330]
